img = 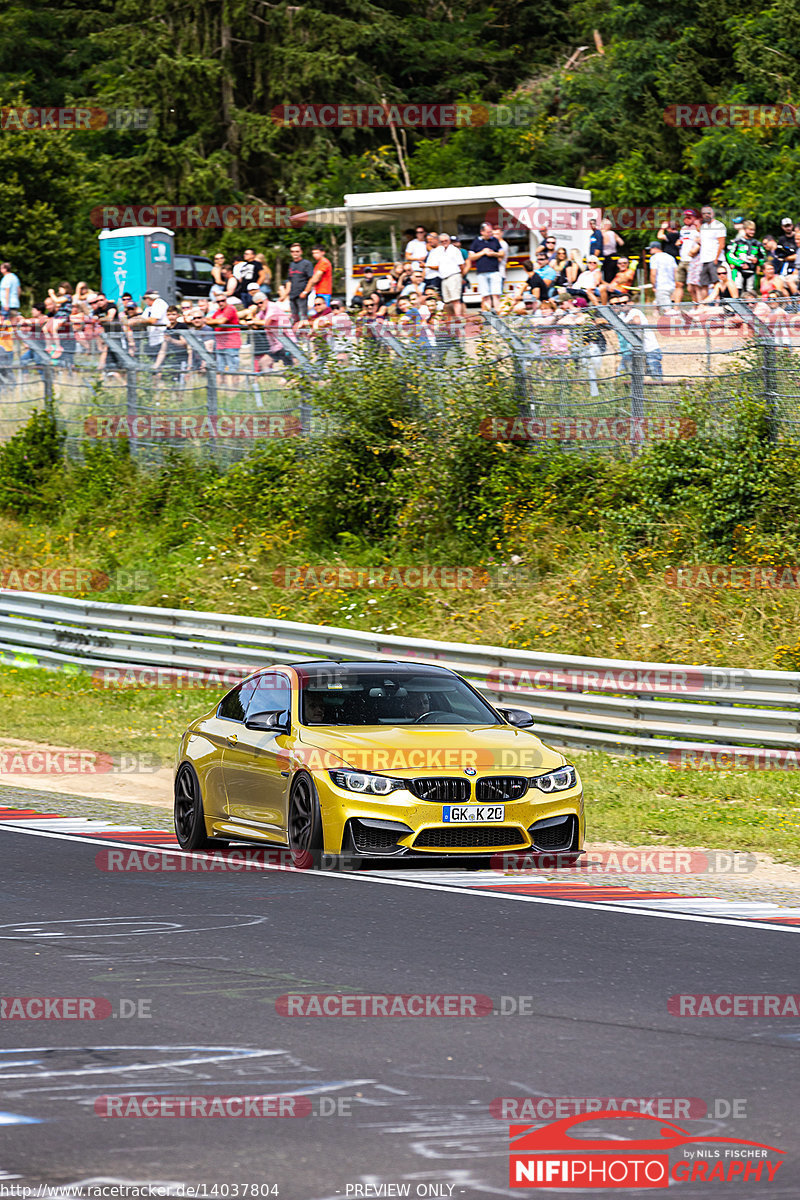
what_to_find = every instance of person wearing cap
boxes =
[610,291,663,380]
[775,219,797,274]
[354,268,379,302]
[790,224,800,292]
[560,292,603,398]
[205,290,242,373]
[130,288,168,361]
[571,255,602,304]
[239,288,270,367]
[519,252,552,302]
[452,235,468,262]
[674,210,701,303]
[247,291,292,372]
[648,239,676,311]
[779,216,796,241]
[153,304,192,383]
[327,299,355,363]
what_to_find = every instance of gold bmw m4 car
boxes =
[174,660,584,861]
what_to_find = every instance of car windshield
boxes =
[297,665,501,726]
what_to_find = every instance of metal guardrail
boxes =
[0,591,798,760]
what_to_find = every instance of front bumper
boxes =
[313,772,585,856]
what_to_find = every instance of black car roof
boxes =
[287,660,455,675]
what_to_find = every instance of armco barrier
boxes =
[0,591,798,760]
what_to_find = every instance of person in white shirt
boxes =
[404,225,429,267]
[698,206,727,301]
[400,270,426,298]
[426,233,466,315]
[134,289,168,361]
[574,258,602,303]
[610,292,662,378]
[423,233,441,291]
[648,241,677,310]
[675,209,701,303]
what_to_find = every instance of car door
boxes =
[220,672,293,839]
[191,683,253,821]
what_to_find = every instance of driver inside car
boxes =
[404,690,432,720]
[304,693,327,724]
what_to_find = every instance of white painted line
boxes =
[0,818,145,833]
[613,897,800,918]
[1,823,799,933]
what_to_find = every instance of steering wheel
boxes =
[413,710,453,724]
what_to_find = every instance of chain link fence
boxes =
[3,299,800,464]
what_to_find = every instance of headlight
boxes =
[328,770,405,795]
[530,765,578,793]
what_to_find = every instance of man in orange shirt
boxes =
[301,245,333,307]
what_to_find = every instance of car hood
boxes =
[295,724,565,776]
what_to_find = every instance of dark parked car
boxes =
[175,253,214,300]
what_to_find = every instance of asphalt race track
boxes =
[1,823,798,1197]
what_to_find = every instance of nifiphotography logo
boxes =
[508,1111,784,1188]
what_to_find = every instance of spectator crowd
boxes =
[1,206,799,386]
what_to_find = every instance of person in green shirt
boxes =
[726,220,766,292]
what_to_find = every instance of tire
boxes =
[174,763,229,850]
[288,773,324,855]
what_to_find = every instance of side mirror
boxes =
[497,707,535,728]
[245,709,291,734]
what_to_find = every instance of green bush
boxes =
[1,371,797,571]
[0,404,65,514]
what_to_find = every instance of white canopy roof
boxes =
[298,181,593,229]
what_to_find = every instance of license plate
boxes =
[442,805,505,823]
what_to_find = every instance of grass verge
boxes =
[2,665,798,863]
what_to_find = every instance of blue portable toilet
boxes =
[99,227,176,304]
